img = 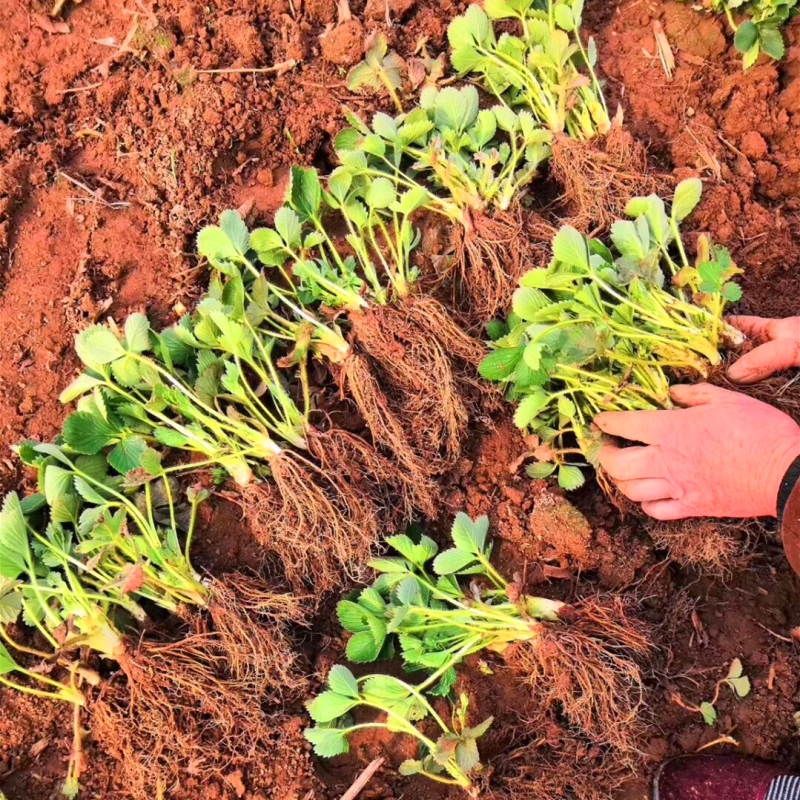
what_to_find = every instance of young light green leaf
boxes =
[0,493,28,580]
[0,581,22,625]
[44,466,75,506]
[60,373,104,405]
[365,177,396,210]
[306,690,358,723]
[557,464,586,491]
[0,640,21,676]
[346,630,384,663]
[432,547,478,575]
[327,665,360,699]
[451,513,489,554]
[759,26,785,61]
[197,226,240,262]
[75,326,126,366]
[552,226,589,270]
[220,210,250,255]
[274,207,303,249]
[290,166,323,221]
[304,726,350,758]
[671,178,703,223]
[700,701,717,726]
[526,462,557,479]
[514,389,550,428]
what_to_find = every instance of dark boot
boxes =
[654,755,799,800]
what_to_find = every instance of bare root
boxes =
[341,354,441,516]
[206,573,309,698]
[241,451,381,593]
[550,127,659,231]
[92,636,277,799]
[348,297,481,471]
[646,519,753,577]
[484,728,640,800]
[456,208,556,323]
[506,596,653,752]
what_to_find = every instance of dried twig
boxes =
[696,735,739,752]
[339,758,385,800]
[58,172,130,210]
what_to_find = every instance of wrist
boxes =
[768,427,800,517]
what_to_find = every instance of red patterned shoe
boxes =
[654,756,800,800]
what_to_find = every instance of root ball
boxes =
[506,596,653,752]
[550,127,659,231]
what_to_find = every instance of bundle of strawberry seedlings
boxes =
[198,169,486,516]
[305,514,652,791]
[448,0,656,229]
[333,84,556,320]
[59,280,401,590]
[0,440,306,797]
[480,179,745,489]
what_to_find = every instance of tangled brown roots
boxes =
[646,519,753,577]
[506,596,653,752]
[455,207,556,323]
[93,636,276,799]
[347,297,484,476]
[241,449,382,593]
[550,126,659,231]
[206,573,309,698]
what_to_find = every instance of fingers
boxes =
[615,478,676,503]
[594,410,673,444]
[727,315,774,341]
[727,339,800,384]
[641,499,690,521]
[669,382,738,407]
[599,444,660,481]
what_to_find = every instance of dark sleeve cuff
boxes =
[778,455,800,577]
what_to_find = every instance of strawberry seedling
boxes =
[672,658,751,725]
[479,180,745,489]
[334,86,555,318]
[346,32,406,113]
[681,0,797,68]
[305,667,492,794]
[326,513,651,752]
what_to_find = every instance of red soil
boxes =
[2,1,800,799]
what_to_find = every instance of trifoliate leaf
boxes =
[0,641,20,676]
[274,207,303,250]
[610,220,645,261]
[290,166,323,221]
[448,5,493,72]
[123,314,151,354]
[451,512,489,553]
[62,411,118,455]
[479,347,524,381]
[721,282,742,303]
[0,494,28,580]
[552,226,589,270]
[728,675,751,698]
[346,630,384,663]
[526,462,557,480]
[433,547,478,575]
[197,225,240,262]
[514,389,551,428]
[304,726,350,758]
[512,287,550,321]
[553,4,575,31]
[365,177,396,210]
[557,464,586,491]
[108,436,146,474]
[75,326,126,366]
[671,178,703,223]
[700,701,717,726]
[219,210,250,255]
[306,690,358,723]
[759,25,785,61]
[60,372,104,405]
[733,20,759,54]
[327,665,359,699]
[435,86,480,133]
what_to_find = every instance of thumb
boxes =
[727,339,800,384]
[669,383,738,407]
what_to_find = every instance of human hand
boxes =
[595,383,800,520]
[727,316,800,384]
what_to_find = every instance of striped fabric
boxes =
[765,776,800,800]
